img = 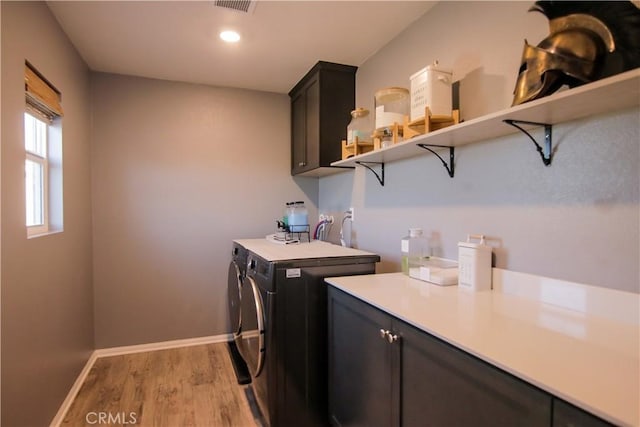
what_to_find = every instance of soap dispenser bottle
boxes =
[401,228,430,276]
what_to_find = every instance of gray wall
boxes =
[1,2,94,426]
[91,73,318,348]
[319,1,640,293]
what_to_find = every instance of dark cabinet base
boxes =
[328,286,613,427]
[269,262,376,427]
[553,399,615,427]
[398,318,550,427]
[328,286,397,427]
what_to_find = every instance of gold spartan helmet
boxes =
[512,13,615,105]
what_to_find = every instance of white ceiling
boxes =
[46,1,437,94]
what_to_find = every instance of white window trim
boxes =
[25,112,50,237]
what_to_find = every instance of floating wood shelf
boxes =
[329,69,640,183]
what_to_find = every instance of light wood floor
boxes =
[62,343,259,427]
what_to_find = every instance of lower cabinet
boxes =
[553,399,614,427]
[328,285,398,427]
[397,318,550,427]
[328,286,613,427]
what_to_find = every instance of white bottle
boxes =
[401,228,430,276]
[458,234,492,291]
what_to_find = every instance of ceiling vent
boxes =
[214,0,256,14]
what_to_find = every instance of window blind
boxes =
[25,62,63,121]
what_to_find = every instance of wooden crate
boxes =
[342,137,376,160]
[371,122,404,149]
[404,107,460,139]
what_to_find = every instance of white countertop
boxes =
[234,238,378,262]
[325,271,640,426]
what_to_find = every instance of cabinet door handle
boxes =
[299,162,306,167]
[386,333,398,344]
[379,329,388,339]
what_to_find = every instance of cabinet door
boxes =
[291,90,307,174]
[553,399,614,427]
[304,76,320,170]
[291,76,320,175]
[328,287,398,427]
[396,319,551,427]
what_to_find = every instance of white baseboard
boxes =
[49,350,99,427]
[95,333,232,358]
[50,334,232,426]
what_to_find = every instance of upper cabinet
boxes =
[289,61,357,176]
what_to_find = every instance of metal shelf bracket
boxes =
[417,144,455,178]
[355,161,385,186]
[503,119,553,166]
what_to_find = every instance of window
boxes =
[24,62,63,237]
[25,112,49,233]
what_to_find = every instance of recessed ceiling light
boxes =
[220,30,241,43]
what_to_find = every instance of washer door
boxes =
[227,261,242,338]
[237,275,265,377]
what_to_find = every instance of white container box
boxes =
[410,63,452,121]
[458,235,492,291]
[409,257,459,286]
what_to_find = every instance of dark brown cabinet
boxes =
[553,399,614,427]
[289,61,356,176]
[397,319,551,427]
[328,285,398,427]
[328,286,556,427]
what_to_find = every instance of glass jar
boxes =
[374,87,410,130]
[283,202,293,228]
[287,201,308,232]
[401,228,430,276]
[381,128,394,149]
[346,108,372,145]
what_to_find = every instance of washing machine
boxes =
[234,239,379,426]
[226,241,250,384]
